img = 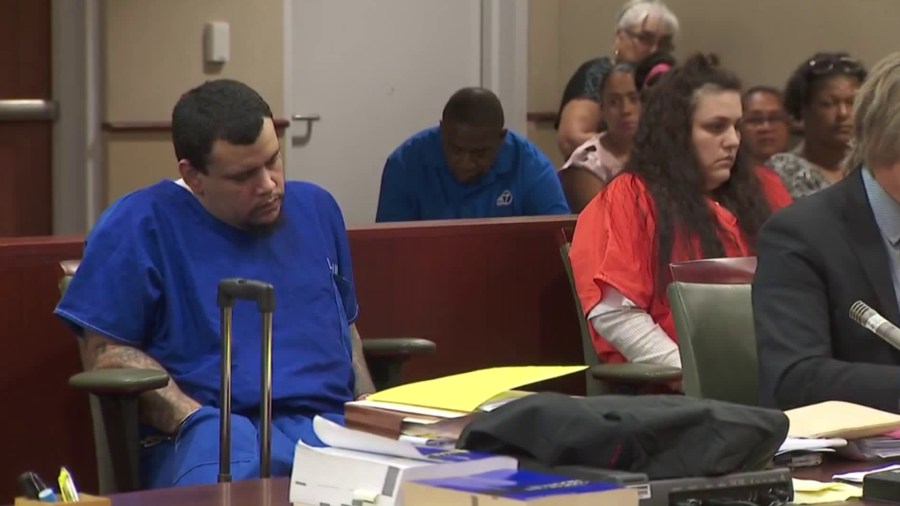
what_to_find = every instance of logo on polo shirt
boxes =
[496,190,513,207]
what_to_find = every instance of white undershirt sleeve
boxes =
[587,283,682,368]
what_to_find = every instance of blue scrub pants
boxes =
[140,406,343,488]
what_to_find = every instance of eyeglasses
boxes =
[623,29,674,53]
[807,56,864,77]
[742,112,790,127]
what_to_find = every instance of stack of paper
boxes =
[346,366,587,442]
[290,416,518,506]
[843,428,900,459]
[774,437,847,468]
[833,464,900,484]
[777,437,847,455]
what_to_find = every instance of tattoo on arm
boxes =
[349,324,375,397]
[82,332,201,435]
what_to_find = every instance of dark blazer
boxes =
[754,168,900,412]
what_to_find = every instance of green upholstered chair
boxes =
[667,280,758,406]
[556,229,681,395]
[59,259,436,493]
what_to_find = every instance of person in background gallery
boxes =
[766,52,867,198]
[559,63,640,212]
[740,86,792,168]
[376,87,570,222]
[555,0,679,159]
[558,52,677,212]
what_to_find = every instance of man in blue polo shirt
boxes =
[375,87,570,222]
[55,79,374,488]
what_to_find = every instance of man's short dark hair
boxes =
[172,79,274,173]
[441,87,505,130]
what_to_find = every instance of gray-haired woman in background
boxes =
[555,0,679,159]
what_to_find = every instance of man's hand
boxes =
[82,331,202,435]
[349,324,376,398]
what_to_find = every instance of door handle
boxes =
[290,114,321,145]
[0,99,58,122]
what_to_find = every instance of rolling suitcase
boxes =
[215,278,276,483]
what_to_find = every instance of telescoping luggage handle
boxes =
[216,278,275,483]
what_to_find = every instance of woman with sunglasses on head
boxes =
[555,0,679,159]
[569,54,792,372]
[766,52,868,198]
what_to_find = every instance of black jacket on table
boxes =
[754,168,900,412]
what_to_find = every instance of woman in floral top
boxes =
[765,52,867,198]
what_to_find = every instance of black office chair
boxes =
[59,259,436,493]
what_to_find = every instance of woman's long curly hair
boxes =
[624,53,774,288]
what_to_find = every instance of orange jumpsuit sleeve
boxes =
[755,165,793,211]
[568,173,658,316]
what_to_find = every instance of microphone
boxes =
[850,300,900,351]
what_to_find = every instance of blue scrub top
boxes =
[375,126,570,222]
[55,180,356,416]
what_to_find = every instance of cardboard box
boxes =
[403,469,639,506]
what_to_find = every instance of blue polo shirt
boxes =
[375,126,570,222]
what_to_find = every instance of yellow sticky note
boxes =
[791,479,862,504]
[368,366,587,412]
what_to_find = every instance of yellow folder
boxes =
[785,401,900,439]
[367,365,587,412]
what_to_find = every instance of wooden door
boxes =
[0,0,53,236]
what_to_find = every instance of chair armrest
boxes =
[590,363,682,384]
[363,338,436,357]
[69,368,170,395]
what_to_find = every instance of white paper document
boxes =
[777,437,847,456]
[833,464,900,484]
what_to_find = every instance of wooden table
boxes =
[101,478,289,506]
[89,459,884,505]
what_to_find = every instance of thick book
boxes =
[345,390,533,440]
[404,469,639,505]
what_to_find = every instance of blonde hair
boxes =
[616,0,679,35]
[845,51,900,170]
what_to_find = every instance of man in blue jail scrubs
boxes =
[54,79,374,488]
[375,87,570,222]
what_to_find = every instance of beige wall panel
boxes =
[103,0,283,204]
